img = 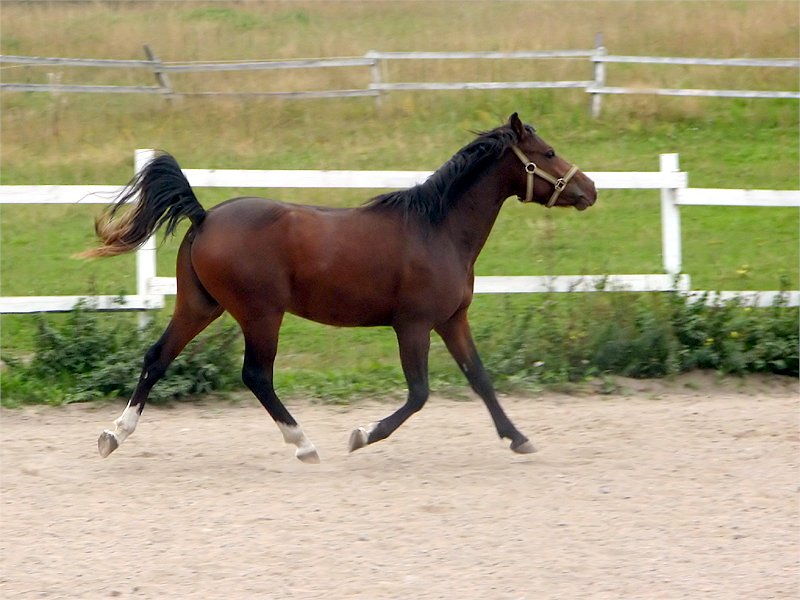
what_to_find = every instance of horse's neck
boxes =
[441,168,510,265]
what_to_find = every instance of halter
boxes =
[510,145,579,207]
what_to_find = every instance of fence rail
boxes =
[1,150,798,315]
[0,185,123,204]
[1,83,167,95]
[586,86,800,100]
[593,55,798,68]
[370,81,591,91]
[2,39,797,113]
[0,55,155,68]
[162,57,377,73]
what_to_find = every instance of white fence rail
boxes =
[2,39,797,113]
[1,150,798,314]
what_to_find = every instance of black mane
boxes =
[363,123,521,225]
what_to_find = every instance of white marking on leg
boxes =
[98,401,141,457]
[112,402,141,444]
[109,402,140,445]
[277,422,319,463]
[348,422,377,452]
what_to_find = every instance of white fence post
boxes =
[660,153,682,275]
[591,32,607,118]
[134,149,158,327]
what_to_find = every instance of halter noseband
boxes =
[510,145,579,207]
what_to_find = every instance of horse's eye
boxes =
[545,150,556,159]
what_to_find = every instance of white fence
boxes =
[2,39,798,114]
[1,150,798,314]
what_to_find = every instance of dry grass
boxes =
[2,1,797,93]
[1,1,797,179]
[3,1,797,58]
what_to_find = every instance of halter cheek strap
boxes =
[510,145,579,207]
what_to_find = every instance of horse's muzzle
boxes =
[572,178,597,211]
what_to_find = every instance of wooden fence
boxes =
[1,150,798,315]
[2,37,797,114]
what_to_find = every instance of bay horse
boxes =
[87,113,596,463]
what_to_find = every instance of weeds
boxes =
[1,305,241,407]
[474,290,798,389]
[1,290,796,408]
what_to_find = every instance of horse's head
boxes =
[506,113,597,211]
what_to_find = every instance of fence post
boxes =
[366,50,384,109]
[143,44,175,102]
[659,153,682,276]
[591,32,607,118]
[134,149,158,327]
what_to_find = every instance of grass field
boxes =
[1,1,798,388]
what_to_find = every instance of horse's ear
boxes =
[509,112,525,140]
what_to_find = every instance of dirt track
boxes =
[1,375,798,599]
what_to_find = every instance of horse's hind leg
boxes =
[239,312,319,463]
[97,309,222,456]
[98,242,223,457]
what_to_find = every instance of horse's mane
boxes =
[363,123,524,225]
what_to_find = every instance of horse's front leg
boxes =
[349,323,430,452]
[435,308,535,454]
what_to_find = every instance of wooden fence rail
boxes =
[2,38,797,112]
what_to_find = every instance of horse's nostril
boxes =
[572,191,596,211]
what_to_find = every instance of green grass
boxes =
[1,96,797,360]
[1,1,798,394]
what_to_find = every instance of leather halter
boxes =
[510,145,579,207]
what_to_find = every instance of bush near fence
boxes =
[1,148,798,405]
[2,288,797,408]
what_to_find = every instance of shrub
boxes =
[1,290,796,408]
[475,290,798,387]
[1,306,242,407]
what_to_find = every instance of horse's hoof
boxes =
[296,446,320,464]
[511,439,536,454]
[348,427,369,452]
[98,430,119,458]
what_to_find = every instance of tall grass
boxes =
[3,1,796,58]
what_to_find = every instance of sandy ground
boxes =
[1,375,798,600]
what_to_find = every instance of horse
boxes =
[86,113,596,463]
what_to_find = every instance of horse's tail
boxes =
[80,152,206,258]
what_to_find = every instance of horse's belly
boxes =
[287,277,397,327]
[286,263,468,328]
